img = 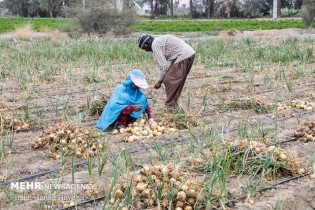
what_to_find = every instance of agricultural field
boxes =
[0,30,315,210]
[1,18,314,34]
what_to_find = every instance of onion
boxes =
[114,189,123,198]
[136,182,147,192]
[184,206,193,210]
[187,189,196,198]
[127,136,135,142]
[143,188,152,196]
[279,153,287,161]
[147,134,154,139]
[76,151,82,158]
[141,130,148,136]
[112,129,119,135]
[169,128,176,132]
[55,154,61,160]
[298,168,305,174]
[161,166,169,175]
[187,197,195,205]
[60,139,67,145]
[176,201,185,208]
[176,191,186,201]
[267,146,276,152]
[180,185,189,192]
[162,199,168,207]
[169,177,177,185]
[119,128,125,133]
[135,175,143,182]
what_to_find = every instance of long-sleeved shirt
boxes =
[151,35,195,81]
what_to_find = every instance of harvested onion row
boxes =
[294,120,315,143]
[30,122,103,160]
[112,118,177,142]
[230,139,306,175]
[0,115,29,130]
[111,164,199,210]
[277,99,315,111]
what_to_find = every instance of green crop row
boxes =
[0,17,312,34]
[134,19,307,32]
[0,17,74,33]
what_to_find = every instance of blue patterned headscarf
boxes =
[95,69,148,131]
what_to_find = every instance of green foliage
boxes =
[301,0,315,27]
[134,19,306,32]
[66,0,138,36]
[140,13,191,19]
[0,17,74,33]
[1,18,313,34]
[241,0,270,18]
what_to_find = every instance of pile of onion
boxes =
[30,122,102,160]
[294,121,315,142]
[111,164,199,209]
[112,119,177,142]
[0,115,29,130]
[230,139,306,175]
[278,99,315,111]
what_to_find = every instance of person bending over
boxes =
[138,34,195,107]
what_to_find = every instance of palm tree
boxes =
[215,0,241,18]
[170,0,173,17]
[302,0,315,27]
[206,0,213,18]
[4,0,22,16]
[40,0,53,17]
[28,0,41,17]
[189,0,193,18]
[40,0,63,17]
[277,0,281,17]
[241,0,270,18]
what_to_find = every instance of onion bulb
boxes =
[176,191,186,201]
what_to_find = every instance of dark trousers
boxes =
[163,54,195,107]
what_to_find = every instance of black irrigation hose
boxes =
[8,82,315,135]
[1,108,314,187]
[216,171,312,209]
[0,138,187,187]
[0,79,315,130]
[15,126,44,133]
[60,170,312,209]
[1,113,313,210]
[61,195,107,210]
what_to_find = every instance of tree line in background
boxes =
[0,0,306,18]
[0,0,313,36]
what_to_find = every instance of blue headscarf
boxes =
[95,69,148,131]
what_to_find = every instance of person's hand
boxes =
[154,81,162,89]
[147,112,154,119]
[130,105,143,112]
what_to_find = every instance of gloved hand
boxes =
[130,104,143,112]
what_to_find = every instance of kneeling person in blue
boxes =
[95,69,154,131]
